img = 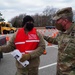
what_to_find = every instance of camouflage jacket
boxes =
[0,29,45,69]
[44,23,75,75]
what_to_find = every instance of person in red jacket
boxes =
[0,15,45,75]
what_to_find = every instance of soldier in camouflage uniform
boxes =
[0,15,45,75]
[44,7,75,75]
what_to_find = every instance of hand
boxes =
[43,35,48,40]
[20,54,30,62]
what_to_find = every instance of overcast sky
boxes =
[0,0,75,21]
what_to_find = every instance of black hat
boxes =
[22,15,34,27]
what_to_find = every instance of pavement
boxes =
[0,29,58,75]
[0,45,58,75]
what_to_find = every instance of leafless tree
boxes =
[9,6,57,27]
[42,6,57,26]
[10,14,26,27]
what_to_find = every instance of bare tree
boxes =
[42,6,57,26]
[9,6,57,27]
[10,14,26,27]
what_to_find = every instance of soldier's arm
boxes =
[44,35,58,45]
[0,32,17,53]
[29,32,46,59]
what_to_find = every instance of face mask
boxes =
[55,19,67,32]
[25,23,34,31]
[55,23,66,32]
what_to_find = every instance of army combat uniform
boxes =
[44,23,75,75]
[0,30,45,75]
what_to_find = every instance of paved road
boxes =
[0,29,58,75]
[0,46,58,75]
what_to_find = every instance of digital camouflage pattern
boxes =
[53,7,73,21]
[44,23,75,75]
[43,7,75,75]
[15,67,38,75]
[56,23,75,75]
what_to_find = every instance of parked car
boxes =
[45,26,56,29]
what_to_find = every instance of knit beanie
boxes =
[22,15,34,27]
